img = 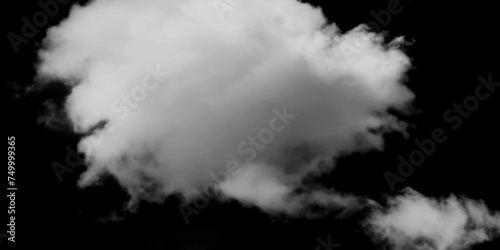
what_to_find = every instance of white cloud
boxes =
[37,0,413,214]
[366,188,500,250]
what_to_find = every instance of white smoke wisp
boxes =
[366,188,500,250]
[37,0,414,215]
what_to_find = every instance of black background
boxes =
[2,0,500,249]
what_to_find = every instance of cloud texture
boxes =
[367,188,500,250]
[38,0,413,214]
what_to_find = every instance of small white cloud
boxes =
[366,188,500,250]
